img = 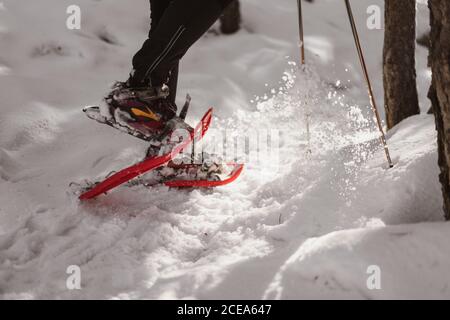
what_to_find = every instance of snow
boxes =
[0,0,447,299]
[264,222,450,300]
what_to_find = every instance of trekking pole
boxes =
[297,0,305,65]
[344,0,394,168]
[297,0,312,156]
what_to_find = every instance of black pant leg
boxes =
[149,0,171,36]
[165,0,233,105]
[167,63,179,105]
[148,0,179,104]
[132,0,231,88]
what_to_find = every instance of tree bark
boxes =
[220,0,241,35]
[383,0,420,130]
[429,0,450,219]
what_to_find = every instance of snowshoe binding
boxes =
[125,155,244,189]
[83,82,193,151]
[105,81,176,129]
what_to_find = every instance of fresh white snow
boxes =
[0,0,448,299]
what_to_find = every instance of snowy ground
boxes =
[0,0,448,299]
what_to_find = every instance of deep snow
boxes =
[0,0,448,299]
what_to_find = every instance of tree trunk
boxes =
[383,0,420,130]
[429,0,450,219]
[220,0,241,35]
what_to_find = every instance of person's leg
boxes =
[148,0,170,36]
[150,0,179,104]
[131,0,233,89]
[167,63,179,105]
[141,0,178,104]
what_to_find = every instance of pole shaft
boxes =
[297,0,305,65]
[344,0,393,168]
[297,0,311,156]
